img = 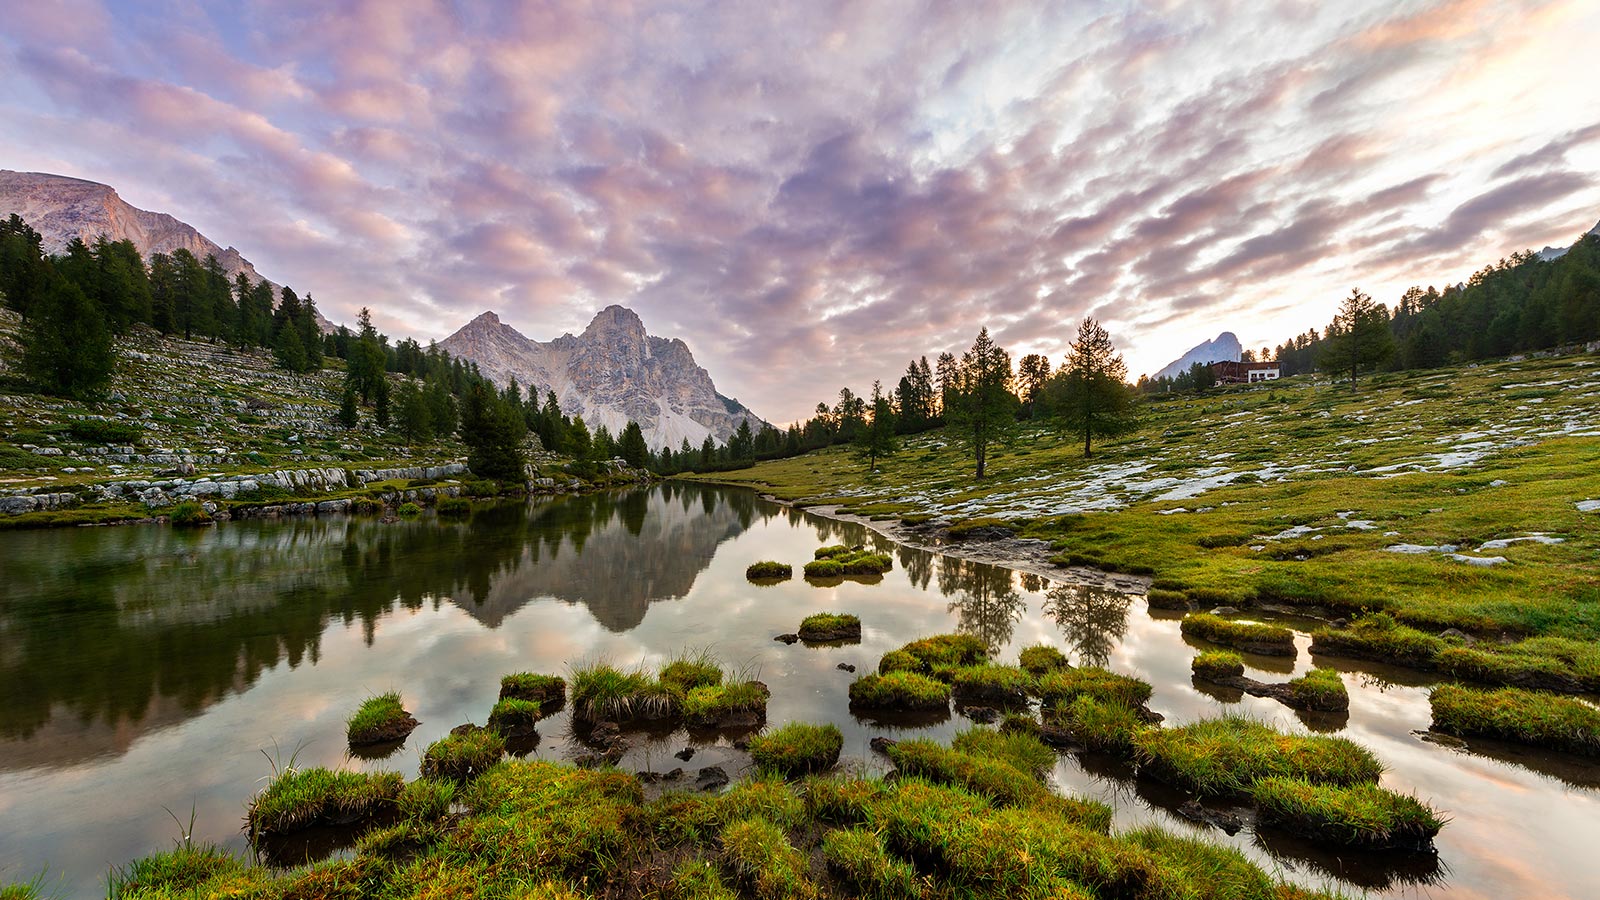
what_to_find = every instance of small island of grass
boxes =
[346,691,420,746]
[798,612,861,642]
[748,722,844,777]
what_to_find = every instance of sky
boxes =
[2,1,1598,424]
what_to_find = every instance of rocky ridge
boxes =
[1153,331,1243,380]
[440,305,767,449]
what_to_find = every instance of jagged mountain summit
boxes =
[440,305,767,450]
[1536,219,1600,262]
[1153,331,1242,380]
[0,169,333,330]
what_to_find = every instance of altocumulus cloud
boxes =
[1,0,1597,421]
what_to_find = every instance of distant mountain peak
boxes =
[440,305,766,449]
[1153,331,1242,380]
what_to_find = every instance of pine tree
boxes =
[1053,317,1136,457]
[348,308,387,403]
[373,377,391,428]
[272,321,309,372]
[949,328,1014,479]
[855,380,899,470]
[395,378,431,441]
[729,419,755,460]
[1017,353,1052,417]
[619,421,650,468]
[20,274,115,398]
[337,385,359,428]
[460,381,526,482]
[1319,288,1395,390]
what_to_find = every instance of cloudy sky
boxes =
[2,0,1597,422]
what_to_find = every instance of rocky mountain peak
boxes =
[440,306,766,449]
[1153,331,1243,380]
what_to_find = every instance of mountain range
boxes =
[440,306,766,450]
[1152,331,1242,380]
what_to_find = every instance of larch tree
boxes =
[855,379,899,470]
[948,328,1014,479]
[20,273,115,399]
[1054,317,1136,457]
[1318,288,1395,390]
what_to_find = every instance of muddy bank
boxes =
[780,498,1153,595]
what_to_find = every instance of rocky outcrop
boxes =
[439,306,767,449]
[0,170,333,331]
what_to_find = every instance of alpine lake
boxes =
[1,483,1596,899]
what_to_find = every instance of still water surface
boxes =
[1,484,1596,898]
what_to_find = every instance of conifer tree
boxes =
[855,380,899,470]
[619,421,650,468]
[337,385,359,429]
[1319,288,1395,390]
[1053,317,1136,457]
[20,274,115,398]
[949,328,1013,479]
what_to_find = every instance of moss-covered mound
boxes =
[1032,666,1153,710]
[1190,650,1245,682]
[1019,644,1071,675]
[1310,612,1443,668]
[798,612,862,642]
[499,672,567,709]
[1133,716,1384,797]
[1285,668,1349,712]
[346,691,420,746]
[1429,684,1600,756]
[1251,777,1446,850]
[806,547,893,578]
[682,679,771,729]
[420,728,507,783]
[848,671,951,711]
[949,664,1033,707]
[746,560,794,581]
[880,633,988,677]
[1181,613,1296,656]
[748,722,844,777]
[246,767,403,840]
[487,697,543,737]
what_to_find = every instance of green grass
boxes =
[437,496,471,517]
[821,827,923,899]
[804,558,845,578]
[1145,587,1192,610]
[168,500,211,527]
[1047,695,1148,753]
[397,501,422,517]
[1252,777,1447,849]
[1191,650,1245,681]
[848,671,951,710]
[396,777,455,822]
[1435,637,1600,692]
[720,817,820,900]
[570,663,675,722]
[814,544,853,559]
[108,843,262,898]
[420,729,506,783]
[1181,613,1296,655]
[949,726,1056,778]
[500,672,566,707]
[660,651,724,693]
[886,634,988,673]
[746,560,793,580]
[798,612,861,641]
[1286,668,1349,712]
[681,678,770,728]
[245,766,403,838]
[1429,684,1600,756]
[346,690,417,745]
[487,697,543,735]
[1133,716,1384,797]
[748,722,844,777]
[949,664,1032,707]
[1310,612,1445,668]
[1018,643,1070,675]
[886,739,1055,808]
[1032,666,1153,709]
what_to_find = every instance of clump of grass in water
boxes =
[1310,612,1443,668]
[1018,644,1070,675]
[805,547,893,577]
[499,672,566,707]
[246,766,404,839]
[949,664,1032,707]
[798,612,861,641]
[345,690,418,745]
[436,496,471,517]
[682,677,770,728]
[1047,695,1149,754]
[1429,684,1600,756]
[883,634,988,674]
[420,729,506,783]
[570,662,675,722]
[720,816,821,899]
[1191,650,1245,681]
[848,671,951,711]
[1133,716,1383,797]
[396,501,422,518]
[1286,668,1349,712]
[950,726,1055,779]
[746,560,793,580]
[1180,613,1296,656]
[821,827,922,899]
[1032,666,1153,709]
[748,722,843,777]
[486,697,542,736]
[659,650,724,693]
[1251,777,1447,850]
[813,544,853,560]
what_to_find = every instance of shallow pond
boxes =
[1,483,1596,898]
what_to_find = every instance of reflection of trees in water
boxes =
[1043,583,1131,668]
[939,557,1025,656]
[0,483,769,754]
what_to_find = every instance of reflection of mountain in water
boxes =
[448,485,757,630]
[0,483,762,767]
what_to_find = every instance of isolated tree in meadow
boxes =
[949,328,1014,479]
[1319,288,1395,390]
[20,273,115,399]
[855,379,899,470]
[1053,317,1136,457]
[1016,353,1052,417]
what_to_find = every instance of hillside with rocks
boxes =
[441,305,767,450]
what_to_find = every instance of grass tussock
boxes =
[720,816,821,900]
[571,662,677,722]
[246,766,403,839]
[746,560,793,581]
[1286,668,1349,712]
[804,549,893,578]
[660,651,724,693]
[949,726,1056,778]
[682,678,771,728]
[748,722,844,777]
[420,729,506,783]
[821,827,923,899]
[1133,716,1384,797]
[1145,587,1192,610]
[487,697,543,736]
[1181,613,1296,656]
[814,544,853,560]
[1310,612,1444,668]
[1047,695,1148,753]
[1032,666,1153,709]
[798,612,862,641]
[1251,777,1447,849]
[949,664,1033,707]
[883,634,988,675]
[848,671,951,711]
[1429,684,1600,756]
[1191,650,1245,681]
[346,691,419,745]
[499,672,567,707]
[1018,643,1071,675]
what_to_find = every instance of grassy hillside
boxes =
[705,351,1600,641]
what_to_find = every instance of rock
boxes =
[694,766,729,792]
[732,737,751,750]
[588,721,623,748]
[962,706,1001,724]
[450,723,485,737]
[837,663,857,673]
[1177,800,1247,835]
[674,747,696,762]
[1439,628,1476,645]
[773,633,800,644]
[1210,606,1240,616]
[869,736,898,755]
